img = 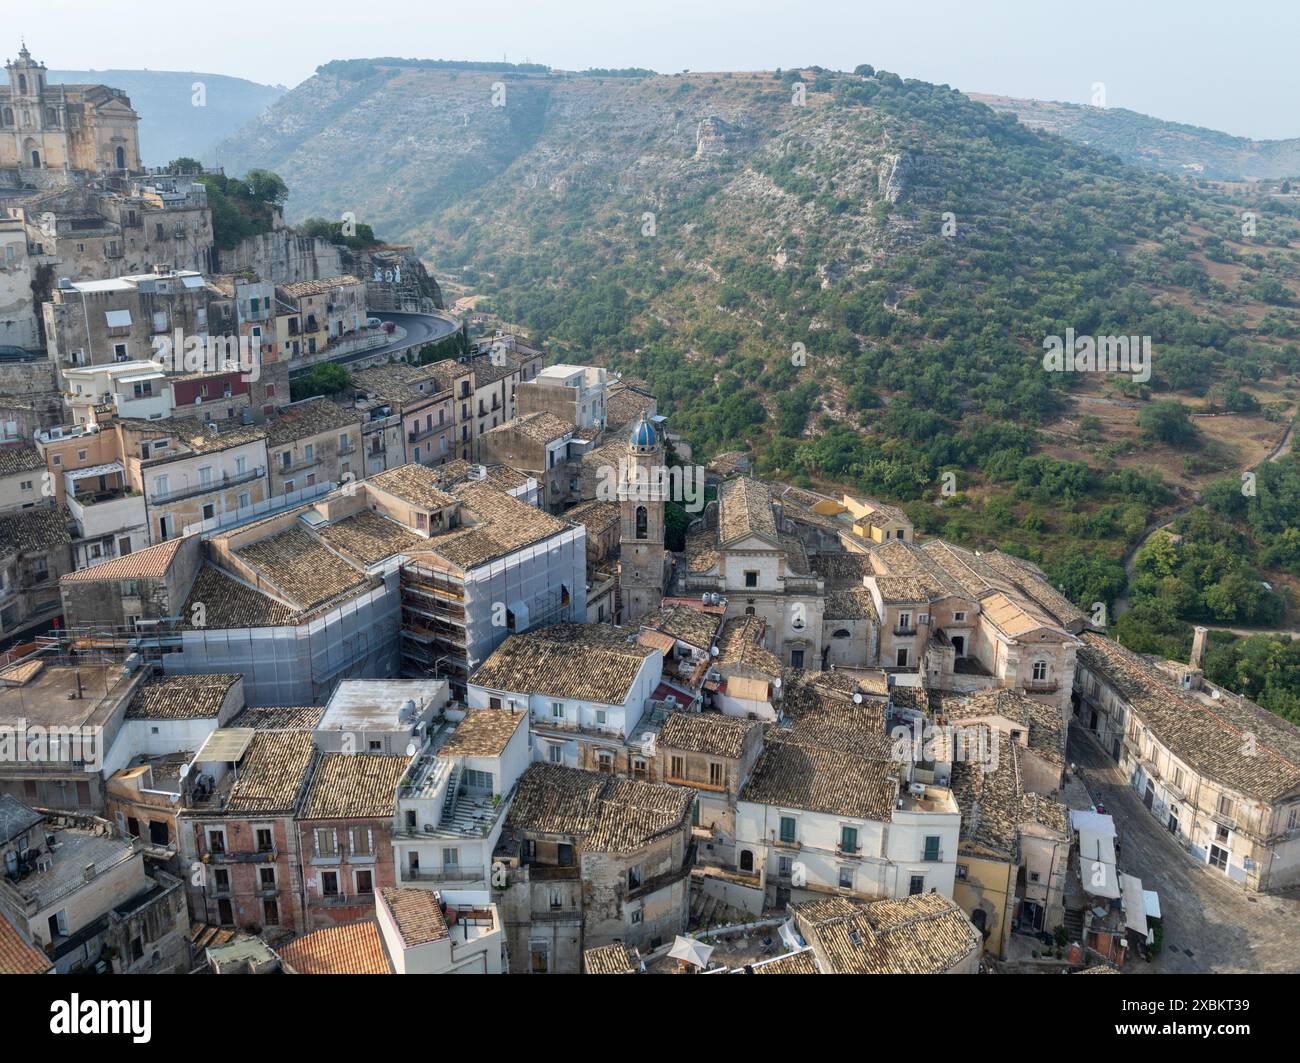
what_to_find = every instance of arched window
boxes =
[18,75,27,95]
[115,146,125,169]
[739,850,754,873]
[29,149,40,169]
[832,628,852,639]
[45,107,57,126]
[1,108,12,126]
[635,504,647,540]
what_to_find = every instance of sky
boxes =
[16,0,1300,140]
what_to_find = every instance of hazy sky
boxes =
[18,0,1300,139]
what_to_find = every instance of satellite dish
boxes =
[710,646,718,657]
[773,678,782,690]
[405,741,417,757]
[852,693,863,704]
[179,763,191,778]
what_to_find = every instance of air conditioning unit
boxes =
[423,824,435,833]
[908,783,927,798]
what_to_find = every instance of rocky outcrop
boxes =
[341,245,444,312]
[877,152,912,203]
[695,116,743,159]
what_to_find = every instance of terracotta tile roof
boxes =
[0,446,43,476]
[606,388,655,431]
[775,672,891,761]
[796,892,979,974]
[1076,963,1120,974]
[126,673,240,720]
[428,460,530,492]
[718,477,777,544]
[506,763,693,854]
[748,948,821,974]
[641,604,722,650]
[265,398,361,445]
[583,941,640,974]
[0,504,71,556]
[125,417,267,458]
[61,534,188,583]
[235,527,370,610]
[825,585,878,621]
[658,711,758,759]
[484,410,573,445]
[683,527,719,573]
[229,704,325,730]
[300,753,410,819]
[279,919,392,974]
[472,623,655,705]
[181,565,300,629]
[380,887,449,946]
[367,464,457,510]
[980,550,1088,628]
[809,551,872,584]
[439,709,524,758]
[941,687,1066,766]
[564,499,621,539]
[0,910,52,974]
[950,728,1022,857]
[740,739,896,820]
[715,616,780,675]
[434,478,573,571]
[1079,632,1300,802]
[874,575,942,604]
[318,510,423,564]
[278,274,363,298]
[222,730,316,815]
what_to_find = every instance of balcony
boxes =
[408,425,445,444]
[153,466,264,503]
[1023,679,1060,694]
[402,866,486,884]
[525,864,580,881]
[921,850,944,863]
[67,490,145,540]
[894,626,918,637]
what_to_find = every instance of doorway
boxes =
[951,635,965,658]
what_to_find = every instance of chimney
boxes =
[1190,626,1208,670]
[82,862,96,882]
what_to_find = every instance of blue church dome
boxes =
[629,415,657,449]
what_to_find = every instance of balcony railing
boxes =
[153,466,264,503]
[1023,679,1060,693]
[921,850,944,863]
[894,626,918,637]
[402,866,486,883]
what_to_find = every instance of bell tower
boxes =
[618,414,666,621]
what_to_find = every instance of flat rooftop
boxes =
[0,659,141,731]
[318,679,446,734]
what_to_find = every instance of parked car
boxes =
[365,316,382,329]
[381,320,396,334]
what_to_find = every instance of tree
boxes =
[853,64,876,77]
[1138,399,1197,446]
[244,169,289,207]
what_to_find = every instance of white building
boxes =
[377,886,505,974]
[735,737,960,906]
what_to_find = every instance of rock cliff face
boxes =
[877,152,912,204]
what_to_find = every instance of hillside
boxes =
[214,61,1300,624]
[969,93,1300,181]
[51,68,287,165]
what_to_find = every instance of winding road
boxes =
[288,310,461,375]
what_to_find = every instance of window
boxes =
[627,865,642,890]
[489,696,502,710]
[744,570,758,588]
[1217,795,1235,820]
[595,708,607,726]
[355,869,374,895]
[597,751,615,774]
[1216,824,1230,844]
[212,869,230,893]
[263,899,279,925]
[464,768,493,792]
[1173,767,1184,790]
[779,816,797,844]
[1208,845,1229,871]
[790,649,805,669]
[839,866,854,889]
[259,867,276,890]
[320,871,340,897]
[923,836,941,862]
[1032,661,1049,682]
[207,828,226,854]
[304,443,314,462]
[315,828,338,857]
[635,505,648,539]
[552,701,564,718]
[896,647,909,668]
[255,828,273,852]
[909,875,925,896]
[841,826,858,853]
[1290,808,1299,832]
[777,856,793,879]
[670,755,684,779]
[709,762,723,788]
[630,908,643,925]
[953,611,966,622]
[547,744,563,764]
[349,827,373,856]
[955,864,969,881]
[1029,871,1041,883]
[898,611,912,630]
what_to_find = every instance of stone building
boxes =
[1073,630,1300,892]
[1,45,141,173]
[493,763,695,974]
[265,397,362,497]
[619,415,667,621]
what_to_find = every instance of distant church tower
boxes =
[618,414,666,622]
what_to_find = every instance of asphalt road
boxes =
[1067,727,1300,973]
[290,310,460,374]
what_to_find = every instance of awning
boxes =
[66,462,125,480]
[1070,810,1117,837]
[1119,873,1147,937]
[1077,828,1121,899]
[724,675,771,703]
[195,727,255,764]
[105,309,132,327]
[1143,890,1161,922]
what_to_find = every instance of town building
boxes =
[377,886,505,973]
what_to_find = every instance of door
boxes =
[951,635,965,657]
[217,898,234,925]
[1208,845,1229,871]
[1143,781,1155,810]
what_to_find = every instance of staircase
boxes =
[1063,907,1085,943]
[439,766,462,826]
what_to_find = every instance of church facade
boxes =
[1,44,141,173]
